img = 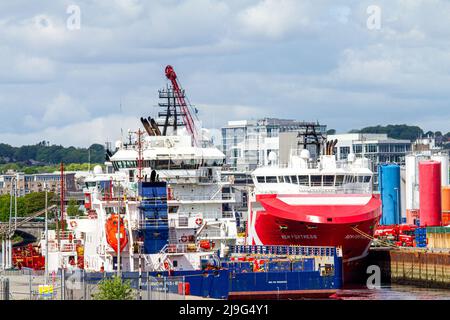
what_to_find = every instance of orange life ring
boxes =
[70,221,77,228]
[195,218,203,225]
[181,235,188,242]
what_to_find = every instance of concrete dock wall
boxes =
[368,248,450,289]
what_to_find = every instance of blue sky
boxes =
[0,0,449,147]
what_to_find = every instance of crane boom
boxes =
[165,65,199,146]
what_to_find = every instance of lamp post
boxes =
[44,183,49,284]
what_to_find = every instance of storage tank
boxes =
[378,164,401,225]
[442,186,450,226]
[405,154,427,225]
[419,160,442,226]
[431,153,449,186]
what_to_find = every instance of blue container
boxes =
[378,164,401,225]
[292,258,315,272]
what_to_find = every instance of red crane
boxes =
[165,65,200,146]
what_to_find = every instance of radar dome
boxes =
[115,140,123,149]
[93,165,103,174]
[300,149,311,160]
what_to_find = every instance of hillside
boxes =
[0,141,105,166]
[349,124,450,144]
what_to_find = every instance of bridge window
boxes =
[311,175,322,187]
[266,176,277,183]
[364,176,371,183]
[323,175,335,186]
[257,176,265,183]
[335,175,344,186]
[284,176,291,183]
[298,175,309,186]
[290,176,298,184]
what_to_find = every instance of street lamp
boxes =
[44,183,49,284]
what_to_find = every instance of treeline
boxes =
[0,141,105,165]
[349,124,450,143]
[0,192,56,222]
[0,163,104,174]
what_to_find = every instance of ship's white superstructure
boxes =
[42,132,238,273]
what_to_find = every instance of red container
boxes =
[419,160,442,226]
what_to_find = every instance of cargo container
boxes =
[267,260,291,272]
[292,258,315,272]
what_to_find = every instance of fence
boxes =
[0,269,187,300]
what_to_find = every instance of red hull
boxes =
[248,194,382,283]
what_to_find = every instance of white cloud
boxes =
[0,0,449,147]
[42,93,90,126]
[0,114,139,147]
[237,0,311,39]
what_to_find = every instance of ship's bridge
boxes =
[252,154,374,195]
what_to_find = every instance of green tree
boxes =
[0,192,56,222]
[350,124,424,141]
[92,276,135,300]
[67,199,81,217]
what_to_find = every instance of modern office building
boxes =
[221,118,327,171]
[328,133,412,186]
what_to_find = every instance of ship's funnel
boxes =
[141,117,155,136]
[149,117,162,136]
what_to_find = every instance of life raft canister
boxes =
[163,260,170,270]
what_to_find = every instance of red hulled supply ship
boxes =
[246,128,382,283]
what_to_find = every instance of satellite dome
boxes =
[93,165,103,175]
[115,140,123,149]
[300,149,310,160]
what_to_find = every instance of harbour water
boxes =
[333,284,450,300]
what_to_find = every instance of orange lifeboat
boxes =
[105,214,128,253]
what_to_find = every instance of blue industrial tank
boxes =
[378,164,401,225]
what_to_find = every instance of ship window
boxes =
[257,176,265,183]
[364,176,371,183]
[323,175,334,186]
[278,176,284,183]
[311,175,322,187]
[335,175,344,186]
[284,176,291,183]
[298,175,309,186]
[290,176,298,184]
[266,176,277,183]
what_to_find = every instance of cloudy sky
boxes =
[0,0,449,147]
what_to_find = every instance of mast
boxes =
[60,162,65,231]
[136,128,144,182]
